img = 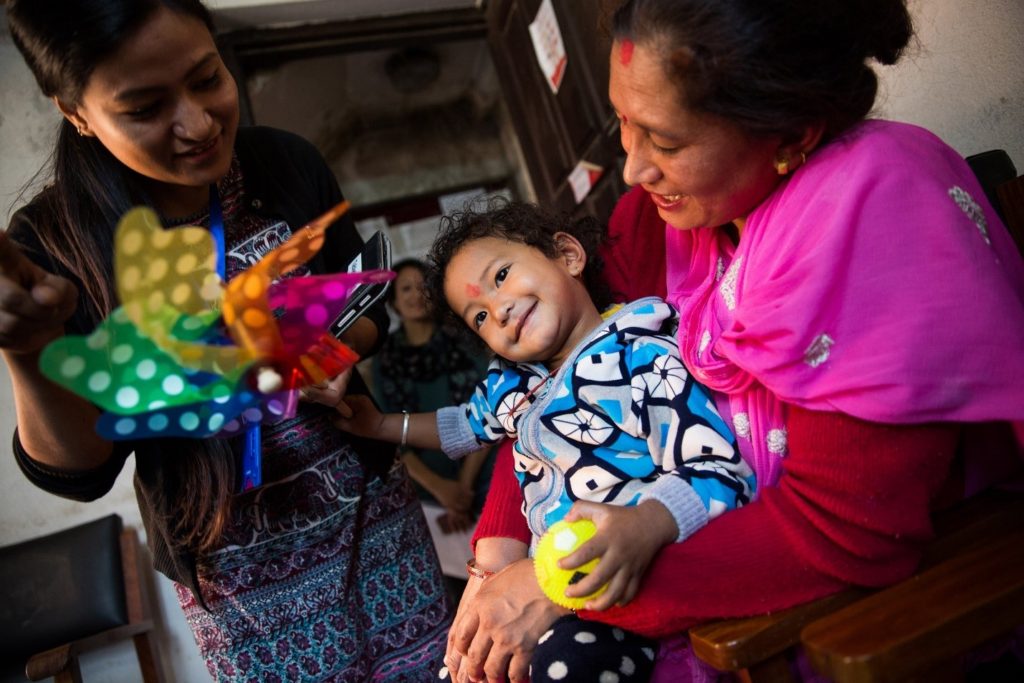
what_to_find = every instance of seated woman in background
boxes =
[371,259,497,594]
[443,0,1024,681]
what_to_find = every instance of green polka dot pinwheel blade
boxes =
[39,305,252,416]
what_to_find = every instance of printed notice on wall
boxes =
[529,0,568,94]
[568,160,604,204]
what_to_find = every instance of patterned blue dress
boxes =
[174,159,450,681]
[175,414,450,682]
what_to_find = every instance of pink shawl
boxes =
[667,120,1024,488]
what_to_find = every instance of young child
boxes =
[335,201,756,682]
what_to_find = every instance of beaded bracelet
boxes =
[465,558,495,580]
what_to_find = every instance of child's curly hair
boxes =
[426,198,613,344]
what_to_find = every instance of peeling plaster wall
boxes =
[0,26,58,228]
[0,1,1021,680]
[246,37,525,268]
[246,39,516,207]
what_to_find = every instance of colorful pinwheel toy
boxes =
[39,201,392,481]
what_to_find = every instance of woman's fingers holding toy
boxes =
[300,367,353,410]
[0,235,78,352]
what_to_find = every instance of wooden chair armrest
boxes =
[688,488,1024,679]
[801,528,1024,683]
[689,589,867,673]
[25,643,75,682]
[25,621,154,681]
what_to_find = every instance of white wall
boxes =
[0,1,1022,681]
[874,0,1024,163]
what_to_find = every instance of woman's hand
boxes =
[559,500,678,610]
[0,232,116,470]
[331,394,386,438]
[431,477,474,517]
[443,572,486,681]
[438,509,474,534]
[0,232,78,355]
[300,367,354,414]
[400,450,475,522]
[447,558,569,683]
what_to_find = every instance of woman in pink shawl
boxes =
[443,1,1024,681]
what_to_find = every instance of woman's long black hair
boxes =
[7,0,216,321]
[6,0,235,554]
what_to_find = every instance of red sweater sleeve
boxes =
[472,439,531,550]
[579,406,960,638]
[600,186,667,301]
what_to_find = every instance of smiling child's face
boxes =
[443,235,603,368]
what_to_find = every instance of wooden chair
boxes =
[0,514,165,683]
[995,173,1024,255]
[801,488,1024,683]
[965,149,1024,255]
[688,487,1024,683]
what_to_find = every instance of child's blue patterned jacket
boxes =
[437,297,756,542]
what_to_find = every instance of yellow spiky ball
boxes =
[533,519,607,610]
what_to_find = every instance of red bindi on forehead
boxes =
[465,283,481,298]
[619,39,634,66]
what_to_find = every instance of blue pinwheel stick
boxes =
[209,185,262,491]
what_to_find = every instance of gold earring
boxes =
[774,156,790,175]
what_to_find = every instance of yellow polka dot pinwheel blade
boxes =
[114,207,254,374]
[115,207,222,320]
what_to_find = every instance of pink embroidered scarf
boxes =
[666,120,1024,488]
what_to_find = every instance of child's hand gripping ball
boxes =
[534,519,608,609]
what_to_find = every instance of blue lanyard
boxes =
[209,185,262,491]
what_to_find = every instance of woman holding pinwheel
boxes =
[2,0,450,679]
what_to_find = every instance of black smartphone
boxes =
[329,231,393,338]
